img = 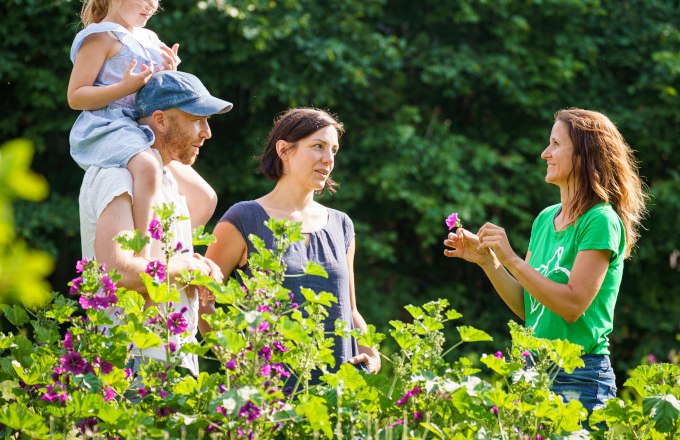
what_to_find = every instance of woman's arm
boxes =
[67,32,153,110]
[204,221,248,278]
[444,228,526,320]
[478,223,611,323]
[345,238,381,373]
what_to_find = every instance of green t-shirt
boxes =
[525,203,626,355]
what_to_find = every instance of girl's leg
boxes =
[128,149,163,257]
[166,161,217,228]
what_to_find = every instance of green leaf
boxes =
[115,229,150,254]
[192,224,216,246]
[296,395,333,438]
[303,261,328,278]
[300,288,337,307]
[0,402,47,435]
[356,324,386,348]
[44,295,76,323]
[181,341,211,356]
[445,309,463,321]
[0,304,29,327]
[174,376,199,395]
[130,331,162,350]
[278,316,310,344]
[404,304,424,319]
[643,395,680,433]
[480,354,514,376]
[457,326,493,343]
[142,273,180,304]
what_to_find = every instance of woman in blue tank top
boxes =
[206,108,381,376]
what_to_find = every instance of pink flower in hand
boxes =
[445,212,462,230]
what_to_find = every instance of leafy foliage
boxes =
[1,0,679,386]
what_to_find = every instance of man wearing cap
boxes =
[78,71,233,375]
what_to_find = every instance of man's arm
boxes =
[94,193,214,295]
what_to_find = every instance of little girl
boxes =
[68,0,216,253]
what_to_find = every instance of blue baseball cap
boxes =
[135,71,233,118]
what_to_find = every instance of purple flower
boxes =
[145,260,166,283]
[75,259,90,273]
[238,401,261,422]
[168,342,177,353]
[101,274,116,293]
[445,212,462,230]
[225,359,236,370]
[257,321,270,332]
[69,277,83,295]
[257,305,270,312]
[521,351,530,357]
[41,384,68,405]
[167,312,188,335]
[413,411,423,422]
[494,351,504,359]
[159,389,168,399]
[260,364,272,377]
[104,386,116,402]
[647,354,657,364]
[396,385,421,407]
[535,435,544,440]
[63,332,73,350]
[79,290,118,310]
[387,419,404,428]
[273,341,288,352]
[60,352,90,375]
[124,368,132,379]
[175,241,184,252]
[491,405,498,416]
[290,303,299,309]
[93,356,113,375]
[272,363,290,378]
[148,219,163,240]
[258,346,272,361]
[138,387,149,398]
[77,417,98,434]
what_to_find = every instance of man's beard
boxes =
[158,119,197,165]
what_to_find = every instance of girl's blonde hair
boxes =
[80,0,110,26]
[555,108,648,258]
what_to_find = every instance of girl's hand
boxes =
[120,59,154,94]
[477,222,517,267]
[160,43,181,71]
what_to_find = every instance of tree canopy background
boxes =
[1,0,678,382]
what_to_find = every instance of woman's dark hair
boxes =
[258,108,345,195]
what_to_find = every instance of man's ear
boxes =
[150,110,170,133]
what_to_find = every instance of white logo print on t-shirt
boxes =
[529,247,571,329]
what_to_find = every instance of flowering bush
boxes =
[0,204,678,438]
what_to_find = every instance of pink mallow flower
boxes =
[445,212,462,230]
[494,351,504,359]
[148,219,163,240]
[145,260,166,283]
[104,386,116,402]
[60,351,91,375]
[238,401,261,422]
[167,310,188,335]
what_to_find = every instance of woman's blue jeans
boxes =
[552,354,617,430]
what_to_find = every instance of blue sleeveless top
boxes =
[69,22,167,170]
[219,201,360,375]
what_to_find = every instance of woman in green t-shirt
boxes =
[443,108,647,423]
